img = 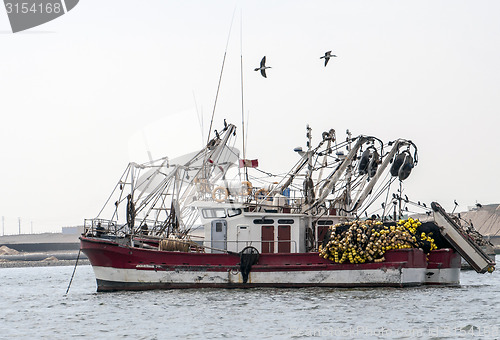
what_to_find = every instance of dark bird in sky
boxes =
[320,51,337,66]
[254,56,271,78]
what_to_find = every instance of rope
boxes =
[253,167,278,177]
[64,249,81,296]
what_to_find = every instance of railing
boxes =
[84,218,169,238]
[84,218,121,237]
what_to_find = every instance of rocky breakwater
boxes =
[0,245,88,268]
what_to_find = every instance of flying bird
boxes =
[254,56,271,78]
[320,51,337,67]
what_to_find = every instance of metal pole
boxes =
[18,217,21,235]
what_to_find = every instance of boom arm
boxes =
[314,136,367,206]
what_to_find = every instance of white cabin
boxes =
[192,202,344,254]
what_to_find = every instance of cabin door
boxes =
[261,225,274,253]
[211,220,227,253]
[236,225,251,252]
[278,225,291,253]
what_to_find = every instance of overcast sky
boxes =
[1,1,499,234]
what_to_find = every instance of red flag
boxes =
[239,159,259,168]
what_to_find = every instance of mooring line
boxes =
[64,248,81,296]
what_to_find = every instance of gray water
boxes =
[1,259,500,339]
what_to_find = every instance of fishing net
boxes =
[319,218,449,264]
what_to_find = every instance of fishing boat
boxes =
[80,122,494,291]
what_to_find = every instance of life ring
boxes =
[212,186,228,202]
[241,181,253,196]
[255,188,270,201]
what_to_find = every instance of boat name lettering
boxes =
[253,219,274,224]
[317,220,334,225]
[136,264,157,269]
[277,219,294,224]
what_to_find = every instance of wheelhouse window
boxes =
[227,208,242,217]
[202,208,226,219]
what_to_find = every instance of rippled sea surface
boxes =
[1,257,500,339]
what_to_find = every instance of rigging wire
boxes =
[380,174,395,218]
[206,7,237,146]
[245,110,250,159]
[97,164,131,219]
[192,91,205,146]
[358,175,394,217]
[253,167,280,177]
[239,9,248,182]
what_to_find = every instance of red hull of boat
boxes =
[80,237,460,291]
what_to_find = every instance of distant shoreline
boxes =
[0,258,90,269]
